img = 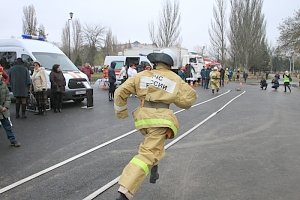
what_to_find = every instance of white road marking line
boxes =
[82,91,246,200]
[0,90,231,194]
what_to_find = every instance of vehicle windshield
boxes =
[114,61,124,70]
[196,57,204,63]
[189,58,197,63]
[32,52,79,71]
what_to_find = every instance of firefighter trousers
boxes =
[118,127,168,199]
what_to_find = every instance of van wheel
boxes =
[73,98,84,103]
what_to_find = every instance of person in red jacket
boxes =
[0,64,9,84]
[81,63,94,81]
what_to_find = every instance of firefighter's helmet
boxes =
[147,48,176,68]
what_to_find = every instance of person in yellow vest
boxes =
[283,70,292,93]
[114,49,197,200]
[209,66,221,94]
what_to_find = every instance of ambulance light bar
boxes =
[21,34,45,41]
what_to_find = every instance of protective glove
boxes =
[116,109,128,119]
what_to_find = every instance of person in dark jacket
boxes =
[219,67,225,86]
[260,77,268,90]
[178,66,186,81]
[203,66,211,89]
[271,74,280,91]
[184,64,196,85]
[200,66,205,87]
[50,64,66,113]
[108,62,116,101]
[0,67,21,147]
[9,58,31,119]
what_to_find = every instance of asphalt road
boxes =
[0,81,299,200]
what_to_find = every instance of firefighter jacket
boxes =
[114,64,197,136]
[210,70,220,83]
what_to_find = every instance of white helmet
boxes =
[147,48,177,68]
[213,66,218,70]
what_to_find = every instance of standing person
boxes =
[178,66,186,81]
[228,68,233,81]
[184,63,196,85]
[236,69,240,82]
[219,67,225,86]
[224,68,229,84]
[200,66,206,87]
[102,65,109,89]
[119,65,128,84]
[9,58,31,119]
[210,66,220,94]
[127,64,137,78]
[0,63,9,84]
[114,49,197,200]
[203,66,211,89]
[50,64,66,113]
[283,71,292,93]
[0,67,21,147]
[108,62,116,101]
[81,63,94,81]
[31,61,47,115]
[243,71,248,83]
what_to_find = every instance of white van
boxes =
[104,55,152,84]
[182,54,205,81]
[0,35,91,103]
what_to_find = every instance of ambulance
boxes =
[104,55,152,84]
[0,35,91,103]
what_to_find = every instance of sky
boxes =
[0,0,299,51]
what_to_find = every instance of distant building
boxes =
[118,41,158,56]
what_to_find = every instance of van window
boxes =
[32,52,79,71]
[114,61,124,70]
[189,58,197,63]
[140,61,150,67]
[0,51,17,69]
[22,54,34,70]
[126,57,140,67]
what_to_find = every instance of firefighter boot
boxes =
[116,192,129,200]
[150,165,159,184]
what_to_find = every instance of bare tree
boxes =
[61,22,69,57]
[148,0,181,47]
[228,0,268,71]
[22,4,38,35]
[193,45,206,56]
[103,29,120,56]
[278,9,300,54]
[209,0,227,65]
[72,19,83,65]
[38,24,47,39]
[82,24,106,65]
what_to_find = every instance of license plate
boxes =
[75,90,86,95]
